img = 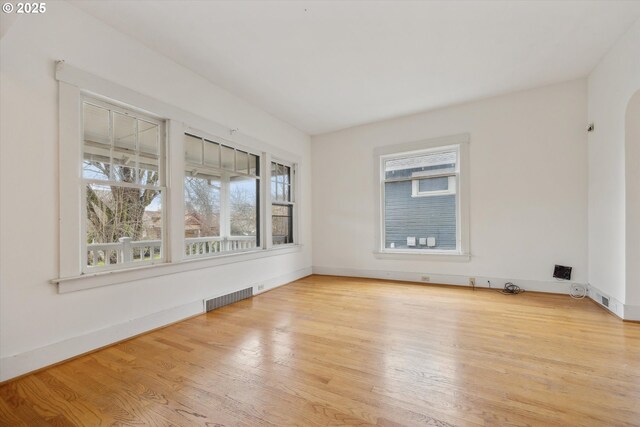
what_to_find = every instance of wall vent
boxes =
[205,287,253,312]
[601,296,609,308]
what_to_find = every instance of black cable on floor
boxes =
[499,282,523,295]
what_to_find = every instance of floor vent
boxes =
[205,287,253,312]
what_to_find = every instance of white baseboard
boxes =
[0,267,312,383]
[586,283,625,319]
[312,266,581,295]
[586,283,640,321]
[0,300,203,382]
[254,267,312,295]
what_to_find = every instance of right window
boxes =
[382,144,460,252]
[271,161,295,245]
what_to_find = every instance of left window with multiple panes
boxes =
[82,98,165,271]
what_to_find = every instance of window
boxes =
[184,133,260,257]
[56,63,303,290]
[271,161,295,245]
[380,140,467,254]
[82,98,165,271]
[411,176,456,197]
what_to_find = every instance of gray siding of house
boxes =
[384,181,456,250]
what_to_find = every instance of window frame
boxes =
[182,129,262,259]
[374,134,470,259]
[270,159,297,247]
[55,62,303,292]
[80,96,167,273]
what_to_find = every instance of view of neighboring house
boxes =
[384,150,458,250]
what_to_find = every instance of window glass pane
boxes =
[230,177,258,237]
[236,151,249,174]
[221,145,235,171]
[137,154,160,186]
[385,150,456,179]
[83,144,111,180]
[418,176,449,192]
[249,154,259,176]
[86,183,162,267]
[184,134,202,164]
[138,120,158,155]
[384,180,456,250]
[203,140,220,168]
[113,112,137,151]
[283,165,290,185]
[277,163,285,185]
[184,175,220,239]
[111,149,136,183]
[83,103,110,145]
[272,204,292,245]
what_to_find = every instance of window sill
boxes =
[52,244,303,293]
[373,250,470,262]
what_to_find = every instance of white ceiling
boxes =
[70,1,640,135]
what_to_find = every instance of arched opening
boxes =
[625,90,640,306]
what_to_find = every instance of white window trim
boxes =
[182,127,263,259]
[54,61,302,292]
[269,158,298,248]
[81,95,168,273]
[373,134,470,259]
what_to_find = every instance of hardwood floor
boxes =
[1,275,639,426]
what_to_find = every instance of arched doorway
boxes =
[626,90,640,308]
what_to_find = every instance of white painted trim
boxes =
[58,81,82,278]
[373,250,470,261]
[0,300,203,382]
[167,120,186,263]
[2,267,311,382]
[587,283,626,319]
[253,267,311,295]
[55,62,305,288]
[55,61,300,164]
[312,266,581,295]
[373,134,470,258]
[54,244,303,293]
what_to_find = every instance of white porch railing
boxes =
[87,235,259,267]
[185,236,257,257]
[87,237,162,267]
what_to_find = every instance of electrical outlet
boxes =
[257,284,265,291]
[420,275,430,282]
[469,277,476,287]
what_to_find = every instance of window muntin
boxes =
[184,133,260,257]
[271,161,294,245]
[82,99,165,271]
[382,145,460,252]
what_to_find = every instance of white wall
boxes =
[0,1,311,381]
[312,80,588,290]
[587,18,640,307]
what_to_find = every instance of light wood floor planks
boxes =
[1,275,640,426]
